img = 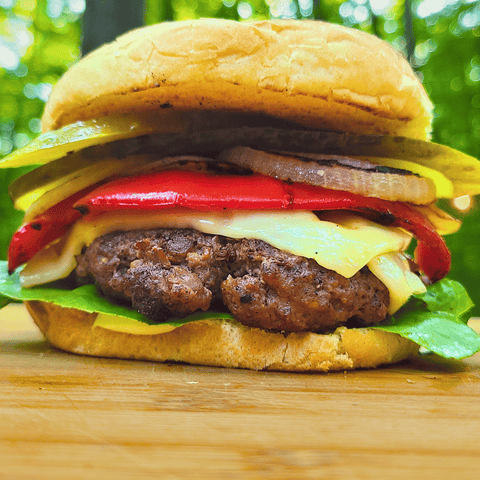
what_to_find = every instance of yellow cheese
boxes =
[412,204,461,235]
[93,314,179,335]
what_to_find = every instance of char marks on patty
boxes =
[75,228,389,332]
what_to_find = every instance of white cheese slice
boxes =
[20,209,412,289]
[367,252,426,314]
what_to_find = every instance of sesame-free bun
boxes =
[26,301,418,372]
[30,19,426,372]
[42,18,432,140]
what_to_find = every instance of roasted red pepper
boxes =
[291,182,451,282]
[9,170,451,282]
[74,170,292,211]
[8,187,96,273]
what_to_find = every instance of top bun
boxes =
[42,19,433,140]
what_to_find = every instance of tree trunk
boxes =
[403,0,416,65]
[82,0,145,55]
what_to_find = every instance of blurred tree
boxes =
[1,0,480,312]
[0,0,83,259]
[145,0,173,24]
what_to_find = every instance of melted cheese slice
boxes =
[368,252,426,314]
[21,209,411,284]
[20,209,420,315]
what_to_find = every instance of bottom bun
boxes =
[26,301,419,372]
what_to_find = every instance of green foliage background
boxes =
[1,0,480,312]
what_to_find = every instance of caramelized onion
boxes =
[218,147,437,205]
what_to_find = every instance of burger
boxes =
[1,19,479,371]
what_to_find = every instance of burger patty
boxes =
[75,228,389,332]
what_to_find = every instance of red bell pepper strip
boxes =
[8,172,288,272]
[291,182,451,282]
[7,187,97,273]
[74,170,292,211]
[9,170,451,282]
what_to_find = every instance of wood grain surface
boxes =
[1,304,480,479]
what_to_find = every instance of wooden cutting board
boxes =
[1,303,480,479]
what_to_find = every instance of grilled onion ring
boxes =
[218,147,437,205]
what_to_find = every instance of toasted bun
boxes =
[26,301,418,372]
[42,19,432,140]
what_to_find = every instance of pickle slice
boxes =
[0,111,190,169]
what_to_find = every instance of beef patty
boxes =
[75,228,389,332]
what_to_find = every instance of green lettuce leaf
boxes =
[373,279,479,359]
[1,261,478,359]
[0,261,233,327]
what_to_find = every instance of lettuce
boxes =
[1,261,478,359]
[374,279,479,359]
[0,262,233,327]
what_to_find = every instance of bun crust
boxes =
[42,19,432,139]
[26,301,419,372]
